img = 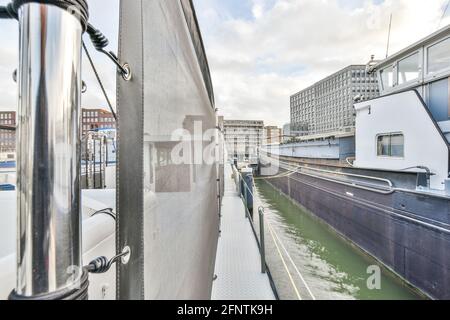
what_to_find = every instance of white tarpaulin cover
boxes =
[117,0,220,300]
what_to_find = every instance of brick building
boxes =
[0,111,16,152]
[82,108,116,136]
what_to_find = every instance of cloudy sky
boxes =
[1,0,450,127]
[0,0,120,114]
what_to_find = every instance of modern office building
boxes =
[264,126,282,145]
[82,108,116,136]
[282,123,306,143]
[282,123,292,143]
[0,111,16,153]
[290,65,379,136]
[223,120,264,161]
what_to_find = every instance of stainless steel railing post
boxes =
[13,2,87,299]
[259,207,266,274]
[243,178,248,218]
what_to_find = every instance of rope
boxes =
[252,171,316,300]
[86,249,129,274]
[0,3,16,19]
[266,221,316,300]
[91,207,116,220]
[267,222,302,300]
[234,164,316,299]
[1,0,128,96]
[82,41,117,121]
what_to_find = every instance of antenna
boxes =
[438,0,450,29]
[385,14,392,58]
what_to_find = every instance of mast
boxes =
[10,0,89,300]
[385,14,392,58]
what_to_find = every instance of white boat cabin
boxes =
[355,25,450,192]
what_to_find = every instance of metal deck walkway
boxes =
[212,165,275,300]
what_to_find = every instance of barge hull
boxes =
[265,169,450,299]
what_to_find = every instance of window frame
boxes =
[379,64,395,92]
[425,36,450,81]
[396,51,422,88]
[376,132,405,159]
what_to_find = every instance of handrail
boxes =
[236,165,316,299]
[261,161,450,234]
[262,155,450,199]
[258,207,266,274]
[231,163,280,299]
[0,125,16,131]
[232,165,264,265]
[276,160,395,195]
[280,160,394,188]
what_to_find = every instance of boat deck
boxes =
[212,164,275,300]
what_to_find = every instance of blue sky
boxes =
[1,0,450,127]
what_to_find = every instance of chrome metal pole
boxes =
[15,3,84,297]
[259,208,266,274]
[93,138,97,188]
[243,179,248,219]
[101,136,105,188]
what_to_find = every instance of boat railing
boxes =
[258,207,267,274]
[231,164,266,272]
[231,163,281,299]
[259,159,450,234]
[277,160,395,195]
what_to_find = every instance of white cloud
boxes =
[252,0,266,19]
[252,4,263,19]
[195,0,450,127]
[0,0,119,112]
[1,0,449,127]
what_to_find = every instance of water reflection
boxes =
[255,179,423,300]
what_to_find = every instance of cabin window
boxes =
[398,52,420,85]
[377,133,404,158]
[427,37,450,74]
[380,65,394,89]
[428,78,450,121]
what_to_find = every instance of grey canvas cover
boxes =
[117,0,219,300]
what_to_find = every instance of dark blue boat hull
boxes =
[266,169,450,299]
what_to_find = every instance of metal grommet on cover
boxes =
[121,246,131,265]
[121,63,132,81]
[81,80,87,93]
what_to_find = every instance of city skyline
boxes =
[0,0,450,128]
[193,0,450,127]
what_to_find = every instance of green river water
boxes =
[254,179,425,300]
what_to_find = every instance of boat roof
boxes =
[373,24,450,71]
